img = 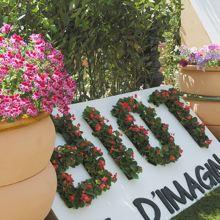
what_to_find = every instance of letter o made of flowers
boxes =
[112,96,182,166]
[51,143,117,209]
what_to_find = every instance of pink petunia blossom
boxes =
[0,23,13,34]
[0,24,76,121]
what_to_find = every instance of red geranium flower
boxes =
[120,102,131,111]
[93,147,103,155]
[69,195,75,202]
[81,193,92,203]
[62,173,73,184]
[100,183,106,190]
[89,113,95,119]
[205,140,212,145]
[98,159,105,169]
[107,126,113,135]
[86,183,93,190]
[101,177,108,182]
[125,115,134,123]
[169,155,176,161]
[95,123,102,131]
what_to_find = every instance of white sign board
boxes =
[52,86,220,220]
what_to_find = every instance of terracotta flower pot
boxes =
[207,125,220,139]
[179,65,220,96]
[0,113,56,186]
[189,100,220,125]
[0,163,57,220]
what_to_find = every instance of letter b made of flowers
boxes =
[51,115,117,209]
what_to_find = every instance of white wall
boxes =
[191,0,220,44]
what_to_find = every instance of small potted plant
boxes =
[0,24,76,219]
[178,44,220,96]
[177,44,220,139]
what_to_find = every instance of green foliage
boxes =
[173,187,220,220]
[160,0,182,86]
[0,0,181,101]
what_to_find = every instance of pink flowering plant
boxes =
[0,24,76,122]
[178,44,220,69]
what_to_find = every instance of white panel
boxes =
[52,85,220,220]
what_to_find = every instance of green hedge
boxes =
[160,0,182,86]
[0,0,181,101]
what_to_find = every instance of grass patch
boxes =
[172,187,220,220]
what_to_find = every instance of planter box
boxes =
[179,65,220,96]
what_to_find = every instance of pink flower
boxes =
[0,65,9,78]
[20,81,32,92]
[26,105,38,116]
[0,23,12,34]
[0,24,76,121]
[29,34,44,43]
[10,34,24,43]
[101,177,108,182]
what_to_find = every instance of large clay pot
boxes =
[0,113,56,186]
[190,100,220,125]
[178,65,220,139]
[208,125,220,139]
[189,99,220,138]
[0,163,57,220]
[179,65,220,96]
